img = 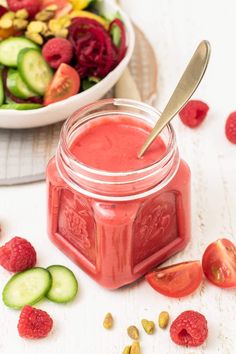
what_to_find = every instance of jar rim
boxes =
[59,98,176,177]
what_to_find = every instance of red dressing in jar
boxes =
[47,100,191,289]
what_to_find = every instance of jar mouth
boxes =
[59,98,176,177]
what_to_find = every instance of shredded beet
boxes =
[109,18,127,63]
[68,17,126,78]
[1,68,43,104]
[0,5,7,17]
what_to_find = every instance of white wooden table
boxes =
[1,1,236,353]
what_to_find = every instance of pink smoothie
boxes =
[70,116,166,172]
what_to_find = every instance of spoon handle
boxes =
[138,40,211,158]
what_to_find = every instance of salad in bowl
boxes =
[0,0,134,128]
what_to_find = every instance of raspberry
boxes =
[179,100,209,128]
[42,38,73,69]
[18,306,53,339]
[7,0,41,17]
[0,237,36,272]
[170,310,208,347]
[225,112,236,144]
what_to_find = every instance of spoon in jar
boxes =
[138,40,211,158]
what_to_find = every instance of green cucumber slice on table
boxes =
[46,265,78,303]
[0,103,42,110]
[0,37,39,67]
[18,48,53,96]
[0,69,4,106]
[7,69,37,99]
[2,267,52,309]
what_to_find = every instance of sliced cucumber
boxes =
[46,265,78,303]
[2,267,52,309]
[7,69,37,99]
[18,48,53,96]
[0,103,42,110]
[0,69,4,106]
[5,96,13,104]
[111,24,121,47]
[82,76,100,91]
[0,37,39,67]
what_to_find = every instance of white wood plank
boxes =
[1,0,236,353]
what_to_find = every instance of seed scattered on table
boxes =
[103,313,113,329]
[127,325,139,340]
[122,345,131,354]
[141,319,155,334]
[130,341,141,354]
[158,311,170,329]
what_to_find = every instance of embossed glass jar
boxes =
[47,99,191,289]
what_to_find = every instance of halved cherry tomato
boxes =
[0,27,20,40]
[44,63,80,106]
[202,238,236,288]
[146,261,203,298]
[41,0,72,18]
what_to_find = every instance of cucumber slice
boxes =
[46,265,78,303]
[0,37,39,67]
[18,48,53,96]
[111,24,121,47]
[2,267,52,309]
[7,69,37,99]
[0,69,4,106]
[1,103,42,110]
[5,96,13,104]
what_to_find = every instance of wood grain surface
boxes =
[0,0,236,353]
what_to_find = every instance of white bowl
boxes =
[0,0,135,129]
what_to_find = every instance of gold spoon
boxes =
[138,40,211,158]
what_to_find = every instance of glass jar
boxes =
[47,99,191,289]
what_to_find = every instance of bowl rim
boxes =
[0,0,135,119]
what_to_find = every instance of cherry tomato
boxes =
[0,27,20,40]
[146,261,203,298]
[41,0,72,18]
[202,238,236,288]
[44,63,80,106]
